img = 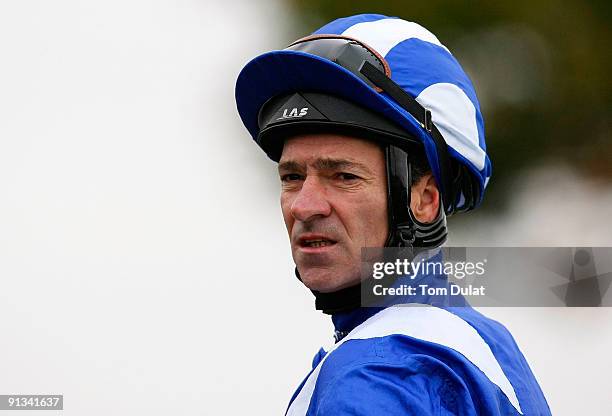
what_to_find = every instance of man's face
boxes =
[278,133,388,293]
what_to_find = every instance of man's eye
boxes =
[281,173,303,182]
[337,172,360,181]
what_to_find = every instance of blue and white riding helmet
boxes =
[235,14,492,242]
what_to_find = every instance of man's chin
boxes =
[298,267,360,293]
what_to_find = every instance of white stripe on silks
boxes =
[286,304,523,416]
[416,83,486,171]
[341,18,449,57]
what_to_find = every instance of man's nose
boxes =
[290,176,332,222]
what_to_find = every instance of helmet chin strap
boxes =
[298,144,448,315]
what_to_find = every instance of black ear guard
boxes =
[384,145,447,249]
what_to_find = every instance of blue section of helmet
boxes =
[313,14,393,35]
[385,38,486,154]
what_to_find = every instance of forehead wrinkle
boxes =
[312,158,374,175]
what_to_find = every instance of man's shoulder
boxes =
[312,349,474,415]
[308,333,521,416]
[307,305,541,415]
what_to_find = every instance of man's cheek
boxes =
[283,216,293,235]
[280,201,294,233]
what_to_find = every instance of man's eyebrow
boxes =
[278,160,304,173]
[278,158,375,175]
[313,158,374,175]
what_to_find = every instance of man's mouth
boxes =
[302,239,335,248]
[298,236,338,249]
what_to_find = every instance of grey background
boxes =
[0,1,610,415]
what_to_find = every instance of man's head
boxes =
[235,14,491,312]
[279,132,440,292]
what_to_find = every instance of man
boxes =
[235,14,551,415]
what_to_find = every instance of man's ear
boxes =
[410,173,440,223]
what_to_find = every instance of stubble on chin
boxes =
[297,263,361,293]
